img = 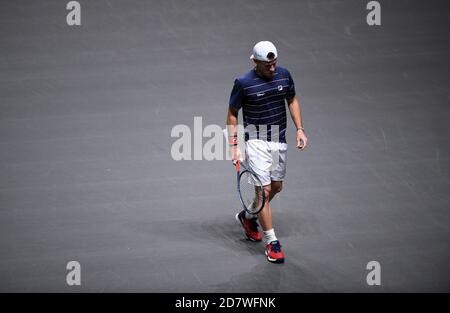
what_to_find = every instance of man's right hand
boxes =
[230,145,242,162]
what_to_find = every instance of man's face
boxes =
[255,58,277,79]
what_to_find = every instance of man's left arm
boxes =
[287,96,308,150]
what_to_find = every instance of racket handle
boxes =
[233,160,240,172]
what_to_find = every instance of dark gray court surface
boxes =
[1,0,449,292]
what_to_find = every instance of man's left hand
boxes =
[296,130,308,150]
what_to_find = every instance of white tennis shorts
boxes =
[245,139,288,186]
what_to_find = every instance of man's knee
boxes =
[271,181,283,194]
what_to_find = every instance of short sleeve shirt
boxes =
[229,66,296,143]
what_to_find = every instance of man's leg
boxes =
[257,180,285,263]
[258,181,282,230]
[257,184,273,231]
[269,181,283,201]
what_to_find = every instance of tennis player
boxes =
[226,41,308,263]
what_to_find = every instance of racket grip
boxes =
[233,160,240,172]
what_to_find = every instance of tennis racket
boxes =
[233,160,265,215]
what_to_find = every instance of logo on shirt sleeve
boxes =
[278,85,283,91]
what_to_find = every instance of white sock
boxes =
[245,211,257,220]
[263,228,277,245]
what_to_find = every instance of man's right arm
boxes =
[226,107,241,161]
[226,107,239,137]
[227,79,244,161]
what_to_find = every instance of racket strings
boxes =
[239,171,264,214]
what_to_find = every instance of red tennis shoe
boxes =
[265,240,285,263]
[235,210,262,242]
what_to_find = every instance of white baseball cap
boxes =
[250,41,278,62]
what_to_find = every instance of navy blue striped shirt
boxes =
[229,66,296,143]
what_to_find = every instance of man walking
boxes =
[226,41,308,263]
